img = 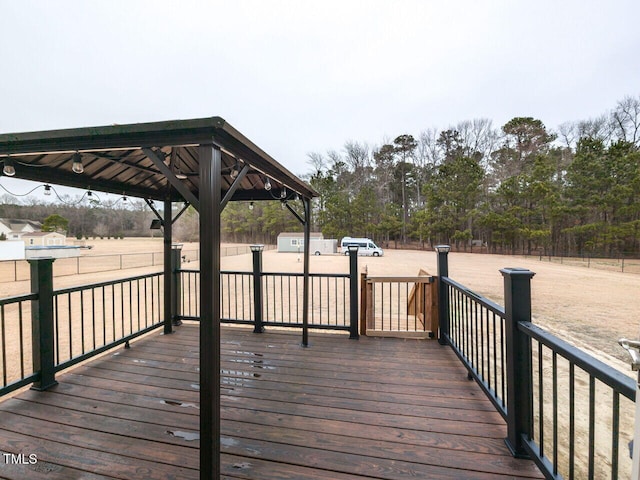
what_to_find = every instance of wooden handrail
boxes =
[365,276,435,283]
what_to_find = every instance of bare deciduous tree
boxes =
[611,95,640,146]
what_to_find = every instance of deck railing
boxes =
[0,258,165,399]
[0,292,37,396]
[178,246,354,332]
[441,276,507,416]
[179,269,351,330]
[437,249,636,480]
[53,272,164,372]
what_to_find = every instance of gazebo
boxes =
[0,117,318,478]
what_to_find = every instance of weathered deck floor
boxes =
[0,324,542,479]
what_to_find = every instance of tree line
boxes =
[1,95,639,257]
[302,95,640,256]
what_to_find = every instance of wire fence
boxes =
[525,253,640,274]
[0,244,275,283]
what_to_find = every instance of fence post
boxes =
[29,257,58,391]
[171,244,183,326]
[348,246,359,340]
[435,245,450,345]
[501,267,535,458]
[251,245,264,333]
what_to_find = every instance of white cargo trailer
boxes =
[309,238,337,255]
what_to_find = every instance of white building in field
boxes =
[22,231,66,247]
[0,219,76,259]
[277,232,323,253]
[277,232,338,255]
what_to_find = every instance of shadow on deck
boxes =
[0,324,542,479]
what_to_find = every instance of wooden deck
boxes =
[0,324,542,479]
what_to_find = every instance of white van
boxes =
[340,237,384,257]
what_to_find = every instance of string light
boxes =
[249,201,254,211]
[264,177,272,191]
[230,162,240,179]
[2,157,16,177]
[0,181,100,206]
[72,152,84,174]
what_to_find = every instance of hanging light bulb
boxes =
[249,201,254,211]
[230,162,240,179]
[72,152,84,174]
[280,187,287,199]
[2,157,15,177]
[44,184,52,196]
[264,177,272,191]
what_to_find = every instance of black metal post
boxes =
[348,247,359,339]
[251,246,264,333]
[171,244,182,326]
[29,257,58,391]
[302,197,311,347]
[163,198,173,335]
[502,267,535,458]
[199,143,222,480]
[436,246,450,345]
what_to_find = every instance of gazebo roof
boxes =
[0,117,318,203]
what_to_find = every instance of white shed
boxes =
[277,232,323,253]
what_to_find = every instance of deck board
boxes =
[0,324,542,479]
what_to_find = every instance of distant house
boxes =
[277,232,323,253]
[0,218,42,240]
[22,231,66,247]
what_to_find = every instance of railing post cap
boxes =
[500,267,535,278]
[27,257,55,263]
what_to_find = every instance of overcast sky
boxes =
[1,0,639,199]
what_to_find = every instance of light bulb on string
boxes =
[72,152,84,174]
[2,157,15,177]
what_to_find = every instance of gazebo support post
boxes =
[163,198,173,335]
[198,143,222,479]
[302,197,311,347]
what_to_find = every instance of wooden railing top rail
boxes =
[365,275,435,283]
